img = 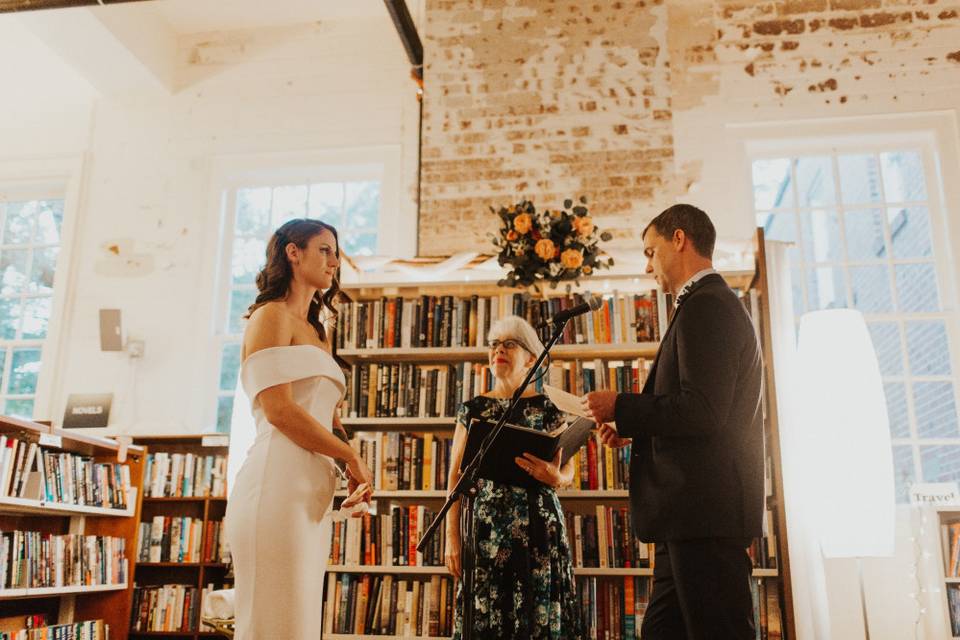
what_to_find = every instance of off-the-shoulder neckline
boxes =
[243,343,335,364]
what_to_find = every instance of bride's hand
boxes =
[346,455,374,498]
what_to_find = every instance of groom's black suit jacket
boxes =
[614,273,764,541]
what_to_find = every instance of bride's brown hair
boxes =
[245,219,344,361]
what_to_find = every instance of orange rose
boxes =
[560,248,584,269]
[513,213,532,234]
[573,215,594,236]
[534,238,556,261]
[506,230,519,241]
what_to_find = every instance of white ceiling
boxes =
[149,0,389,35]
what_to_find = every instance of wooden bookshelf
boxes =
[129,435,230,640]
[323,262,790,639]
[0,414,144,638]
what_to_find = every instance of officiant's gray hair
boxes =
[488,315,544,356]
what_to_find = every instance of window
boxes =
[213,179,382,432]
[0,195,64,419]
[754,147,959,503]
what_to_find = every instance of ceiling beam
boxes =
[0,0,153,13]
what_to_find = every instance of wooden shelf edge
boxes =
[0,582,128,600]
[325,565,778,578]
[0,494,136,518]
[338,342,659,362]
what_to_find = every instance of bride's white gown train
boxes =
[224,345,344,640]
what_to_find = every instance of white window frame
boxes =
[196,146,407,431]
[0,155,85,422]
[727,112,960,494]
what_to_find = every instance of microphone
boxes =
[537,296,603,328]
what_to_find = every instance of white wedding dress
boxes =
[224,344,344,640]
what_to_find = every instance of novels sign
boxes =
[63,393,113,428]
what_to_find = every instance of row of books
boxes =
[344,434,453,493]
[136,517,204,564]
[0,531,127,590]
[945,522,960,577]
[949,585,960,636]
[330,506,444,568]
[0,435,131,509]
[344,363,472,419]
[576,576,650,640]
[0,620,108,640]
[323,573,455,637]
[129,583,202,633]
[570,435,631,491]
[544,358,652,396]
[751,578,784,639]
[566,508,652,569]
[202,520,229,564]
[335,290,663,351]
[142,452,227,498]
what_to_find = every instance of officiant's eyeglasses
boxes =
[489,339,524,352]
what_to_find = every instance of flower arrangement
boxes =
[491,197,614,290]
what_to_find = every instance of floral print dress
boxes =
[453,395,583,640]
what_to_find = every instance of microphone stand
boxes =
[416,317,570,640]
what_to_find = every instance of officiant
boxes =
[444,315,584,640]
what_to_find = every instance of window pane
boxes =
[920,444,960,483]
[849,265,893,313]
[2,201,36,244]
[308,183,345,224]
[888,207,932,259]
[217,396,234,434]
[790,266,805,315]
[796,156,835,207]
[8,348,41,394]
[344,181,380,230]
[800,210,842,263]
[913,382,959,438]
[0,347,5,390]
[27,247,58,293]
[33,200,64,244]
[342,232,377,257]
[0,249,29,295]
[271,185,308,223]
[843,209,886,261]
[3,399,33,421]
[228,288,257,334]
[905,321,952,376]
[884,382,910,438]
[757,212,796,243]
[892,445,916,504]
[880,151,927,203]
[219,343,241,391]
[0,297,19,339]
[868,322,903,375]
[232,237,266,285]
[806,267,847,310]
[895,264,939,312]
[235,187,271,236]
[20,297,51,340]
[752,159,793,210]
[838,154,882,205]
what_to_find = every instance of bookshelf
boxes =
[128,434,230,639]
[321,250,791,639]
[932,506,960,636]
[0,413,144,639]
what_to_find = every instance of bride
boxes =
[224,218,374,639]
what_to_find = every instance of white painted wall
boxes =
[0,11,419,435]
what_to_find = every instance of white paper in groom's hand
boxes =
[543,384,592,419]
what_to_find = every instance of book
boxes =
[460,415,595,488]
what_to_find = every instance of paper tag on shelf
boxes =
[38,433,62,449]
[202,435,229,448]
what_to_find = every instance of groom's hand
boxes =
[598,423,631,449]
[583,390,618,424]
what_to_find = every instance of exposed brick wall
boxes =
[418,0,960,256]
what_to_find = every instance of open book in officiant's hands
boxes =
[460,414,595,488]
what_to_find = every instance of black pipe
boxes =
[382,0,423,80]
[0,0,151,12]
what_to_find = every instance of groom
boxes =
[583,204,764,640]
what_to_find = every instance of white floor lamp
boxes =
[797,309,896,640]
